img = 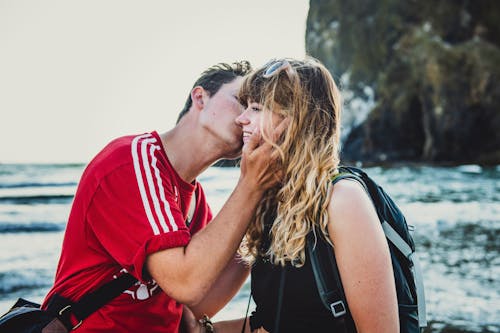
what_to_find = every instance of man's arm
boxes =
[146,131,279,306]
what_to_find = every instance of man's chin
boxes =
[221,143,243,160]
[217,137,243,160]
[213,149,241,167]
[223,149,242,160]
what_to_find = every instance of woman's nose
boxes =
[235,109,250,125]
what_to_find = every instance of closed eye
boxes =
[249,102,262,112]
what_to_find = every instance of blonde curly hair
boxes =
[238,57,342,267]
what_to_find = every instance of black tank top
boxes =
[249,219,351,332]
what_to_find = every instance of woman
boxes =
[195,57,399,333]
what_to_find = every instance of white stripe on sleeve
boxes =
[149,145,178,232]
[140,138,170,233]
[131,134,160,235]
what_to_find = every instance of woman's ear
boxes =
[191,86,206,111]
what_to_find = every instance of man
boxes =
[42,61,279,332]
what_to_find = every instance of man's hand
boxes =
[146,121,288,307]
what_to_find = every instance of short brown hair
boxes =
[176,61,252,123]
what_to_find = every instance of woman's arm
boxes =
[188,254,250,318]
[181,313,252,333]
[327,179,399,333]
[213,318,252,333]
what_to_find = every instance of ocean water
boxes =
[0,163,498,332]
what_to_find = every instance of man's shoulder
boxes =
[84,132,159,181]
[105,133,150,155]
[92,135,137,166]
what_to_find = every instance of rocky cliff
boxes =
[306,0,500,165]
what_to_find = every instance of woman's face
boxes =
[235,100,284,145]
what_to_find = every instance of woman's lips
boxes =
[242,131,253,143]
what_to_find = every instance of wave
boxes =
[0,270,52,295]
[0,182,77,189]
[0,222,64,233]
[0,194,74,204]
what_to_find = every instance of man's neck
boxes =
[158,125,222,184]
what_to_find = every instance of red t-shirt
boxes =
[42,131,212,332]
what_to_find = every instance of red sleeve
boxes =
[86,162,190,282]
[188,184,213,234]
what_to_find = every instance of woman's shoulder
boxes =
[327,178,378,233]
[329,178,370,208]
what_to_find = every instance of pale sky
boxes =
[0,0,309,163]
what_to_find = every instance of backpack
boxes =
[306,166,427,332]
[0,273,137,333]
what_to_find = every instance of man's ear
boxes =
[191,86,206,111]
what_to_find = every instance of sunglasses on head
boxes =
[262,60,296,79]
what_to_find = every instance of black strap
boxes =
[307,231,358,332]
[305,168,366,332]
[274,265,286,333]
[306,169,363,318]
[307,231,347,317]
[332,171,367,192]
[240,290,252,333]
[48,273,137,330]
[72,273,137,319]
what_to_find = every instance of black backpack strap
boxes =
[306,231,347,318]
[305,169,369,331]
[332,169,367,192]
[381,221,427,328]
[47,273,137,330]
[307,230,357,332]
[304,170,360,320]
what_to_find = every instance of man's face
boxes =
[200,77,245,159]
